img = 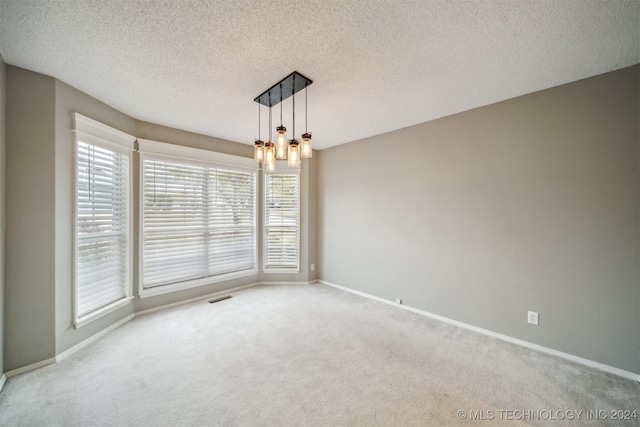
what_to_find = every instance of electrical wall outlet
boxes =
[395,298,403,304]
[311,264,315,272]
[528,311,539,325]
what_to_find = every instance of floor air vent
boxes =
[208,295,232,304]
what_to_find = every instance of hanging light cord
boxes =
[292,75,296,137]
[305,86,308,133]
[279,83,283,125]
[269,93,272,141]
[258,102,261,141]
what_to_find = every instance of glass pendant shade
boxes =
[265,158,276,173]
[254,140,265,162]
[300,133,312,158]
[288,140,301,167]
[275,141,287,160]
[264,141,275,165]
[276,125,287,154]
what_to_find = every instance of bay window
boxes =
[139,140,258,296]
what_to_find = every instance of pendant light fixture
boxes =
[301,86,312,158]
[253,71,313,173]
[254,102,264,162]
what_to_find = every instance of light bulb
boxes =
[276,125,286,148]
[288,140,301,167]
[254,140,264,162]
[275,143,287,160]
[264,141,275,164]
[301,133,312,158]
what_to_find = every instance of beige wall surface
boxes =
[0,56,6,374]
[5,66,57,370]
[317,66,640,374]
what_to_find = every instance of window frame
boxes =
[72,113,135,328]
[138,139,259,298]
[263,163,301,273]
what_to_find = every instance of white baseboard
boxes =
[57,314,136,362]
[3,314,136,380]
[137,281,318,316]
[0,374,6,392]
[5,357,56,379]
[319,280,640,383]
[258,281,313,286]
[135,282,262,316]
[138,269,259,299]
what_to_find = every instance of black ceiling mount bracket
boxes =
[254,71,313,107]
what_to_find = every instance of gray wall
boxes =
[3,69,137,369]
[0,55,6,375]
[54,79,138,354]
[308,153,318,282]
[5,66,57,370]
[317,65,640,374]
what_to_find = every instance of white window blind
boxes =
[76,141,130,318]
[264,172,300,270]
[142,156,257,289]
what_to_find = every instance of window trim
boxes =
[72,113,135,328]
[263,163,301,274]
[138,139,259,298]
[137,138,257,169]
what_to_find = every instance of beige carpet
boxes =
[0,284,638,426]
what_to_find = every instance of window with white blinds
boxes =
[264,172,300,271]
[75,125,133,322]
[141,155,257,291]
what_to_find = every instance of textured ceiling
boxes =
[0,1,639,150]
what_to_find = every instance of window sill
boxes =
[75,296,134,329]
[263,268,300,274]
[139,268,259,299]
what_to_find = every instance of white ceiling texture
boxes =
[0,0,638,150]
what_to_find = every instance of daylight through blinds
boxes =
[142,157,256,288]
[76,141,129,317]
[265,173,300,269]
